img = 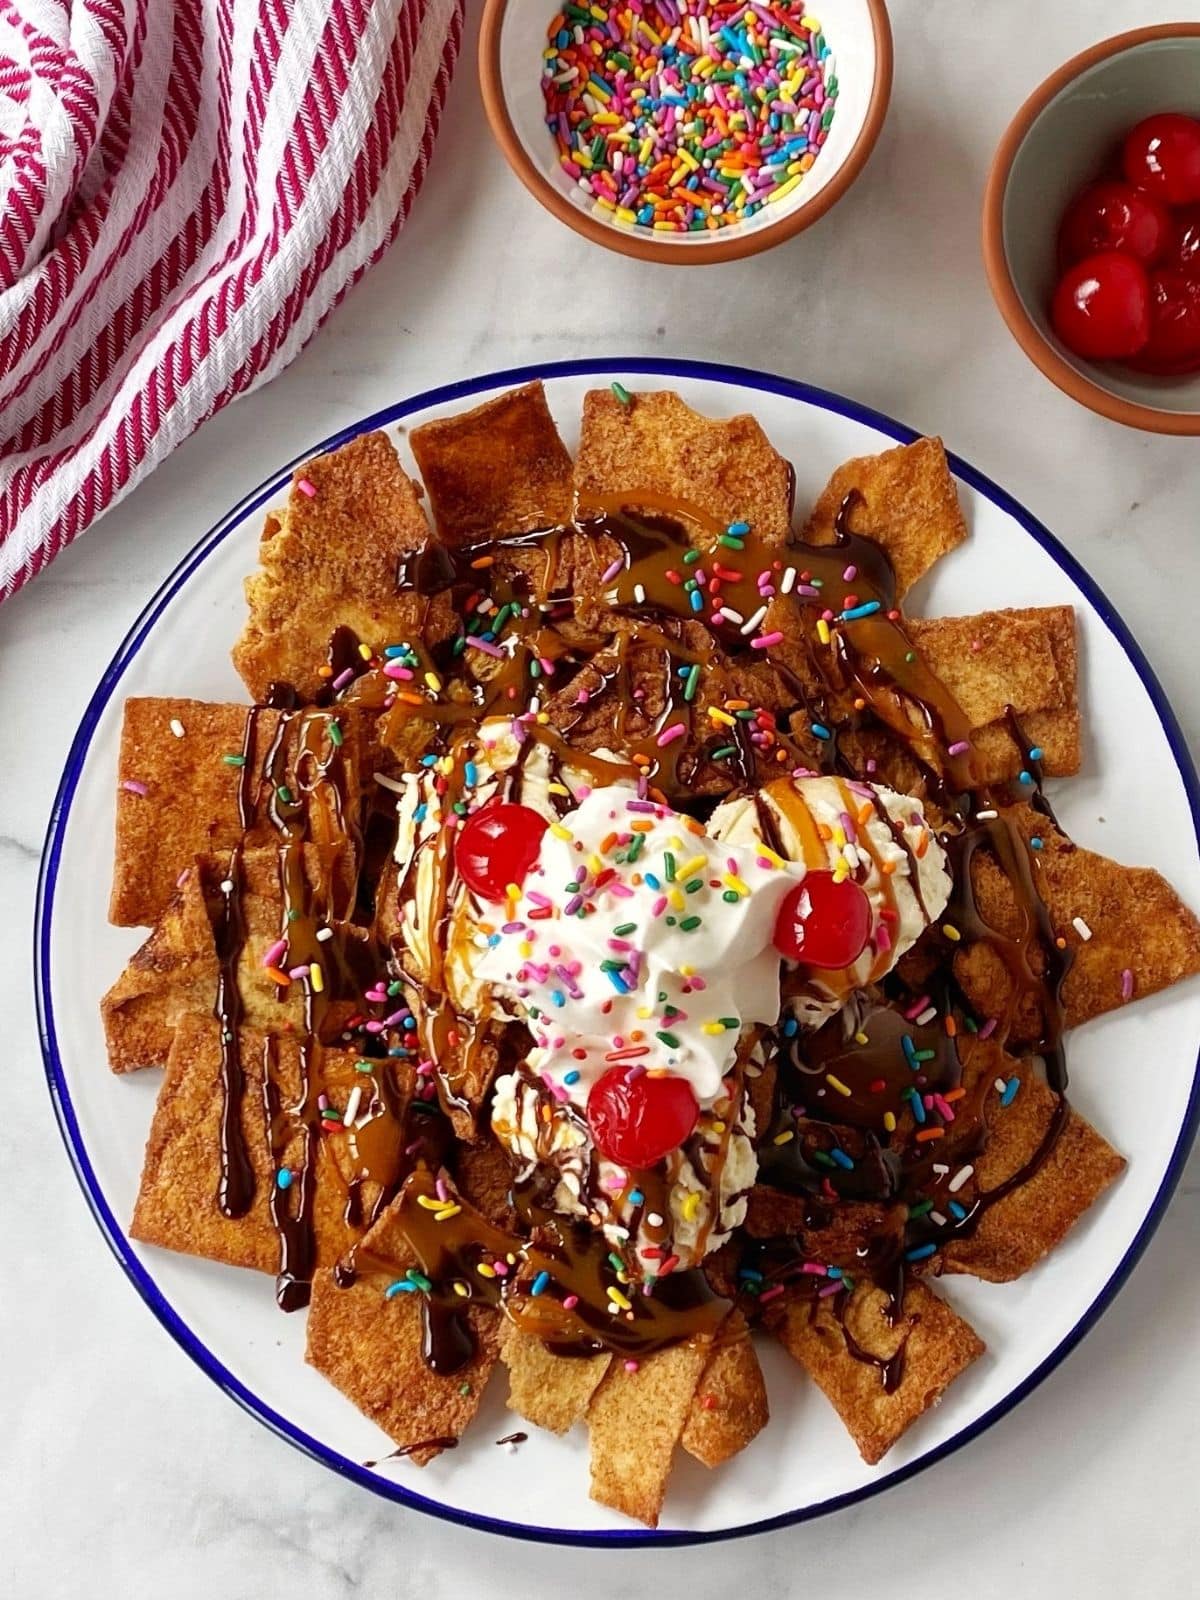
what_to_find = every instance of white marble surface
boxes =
[3,2,1198,1594]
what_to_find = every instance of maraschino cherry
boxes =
[587,1066,700,1168]
[453,802,548,902]
[773,871,872,969]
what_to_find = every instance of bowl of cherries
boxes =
[984,24,1200,435]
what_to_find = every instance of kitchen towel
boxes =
[0,0,464,597]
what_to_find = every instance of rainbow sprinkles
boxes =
[542,2,838,233]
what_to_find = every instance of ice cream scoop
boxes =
[709,774,952,1028]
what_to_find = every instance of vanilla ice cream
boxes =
[709,775,951,1028]
[490,1053,759,1269]
[388,718,634,1015]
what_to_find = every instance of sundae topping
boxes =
[472,772,947,1270]
[388,719,632,1022]
[473,784,803,1110]
[490,1040,759,1269]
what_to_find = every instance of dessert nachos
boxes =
[103,382,1200,1526]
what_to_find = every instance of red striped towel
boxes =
[0,0,464,598]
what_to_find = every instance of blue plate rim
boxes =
[34,355,1200,1548]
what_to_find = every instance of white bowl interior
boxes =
[496,0,878,250]
[1002,36,1200,416]
[42,367,1200,1539]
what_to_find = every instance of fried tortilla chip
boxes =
[680,1312,769,1468]
[771,1279,984,1465]
[942,1061,1125,1282]
[306,1187,501,1464]
[576,388,794,542]
[955,804,1200,1036]
[908,610,1061,729]
[802,437,967,599]
[769,600,1077,796]
[130,1016,360,1275]
[409,381,573,546]
[586,1334,713,1526]
[451,1138,519,1230]
[233,430,448,702]
[111,698,367,926]
[102,849,366,1072]
[744,1189,904,1268]
[318,1055,419,1228]
[103,860,226,1073]
[906,605,1080,781]
[971,604,1081,781]
[423,1015,508,1142]
[112,698,271,926]
[500,1324,611,1435]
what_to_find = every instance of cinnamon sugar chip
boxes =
[767,597,1079,797]
[110,698,367,927]
[233,430,446,702]
[130,1016,360,1275]
[500,1324,611,1435]
[451,1139,520,1230]
[306,1193,500,1465]
[943,1059,1125,1283]
[386,1000,507,1142]
[780,604,1080,798]
[410,381,573,546]
[802,437,967,599]
[955,804,1200,1037]
[771,1280,984,1465]
[911,609,1062,727]
[680,1312,769,1468]
[576,388,794,542]
[744,1189,903,1267]
[586,1332,713,1526]
[909,604,1081,779]
[103,861,228,1073]
[103,850,366,1072]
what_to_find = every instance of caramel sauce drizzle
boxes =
[341,1168,729,1374]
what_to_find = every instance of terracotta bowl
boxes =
[983,24,1200,435]
[478,0,893,266]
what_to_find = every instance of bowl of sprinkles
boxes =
[479,0,893,264]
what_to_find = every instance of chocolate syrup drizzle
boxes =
[211,703,419,1310]
[207,477,1076,1384]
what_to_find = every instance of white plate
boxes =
[35,359,1200,1545]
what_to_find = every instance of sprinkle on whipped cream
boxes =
[473,786,805,1111]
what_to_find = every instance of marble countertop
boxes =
[3,3,1197,1595]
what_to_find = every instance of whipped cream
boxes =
[709,776,951,1027]
[473,786,806,1111]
